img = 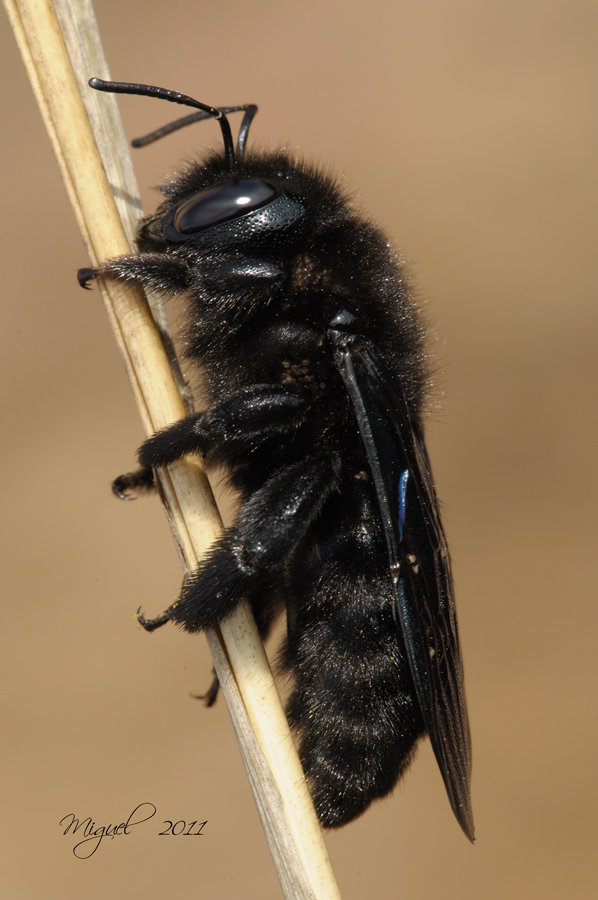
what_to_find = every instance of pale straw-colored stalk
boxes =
[3,1,342,897]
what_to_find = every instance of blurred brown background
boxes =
[1,1,597,897]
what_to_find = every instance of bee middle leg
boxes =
[112,467,156,499]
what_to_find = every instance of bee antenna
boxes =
[89,78,236,168]
[130,105,258,159]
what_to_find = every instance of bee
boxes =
[79,78,474,839]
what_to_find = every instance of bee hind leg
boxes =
[192,671,220,707]
[135,606,173,632]
[169,453,340,633]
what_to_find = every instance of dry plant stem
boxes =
[4,1,343,897]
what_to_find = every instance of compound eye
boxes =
[174,179,280,234]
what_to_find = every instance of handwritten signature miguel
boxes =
[60,803,207,858]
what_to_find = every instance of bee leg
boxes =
[133,393,313,632]
[167,454,339,633]
[110,411,214,508]
[192,671,220,707]
[112,467,155,500]
[191,579,279,707]
[78,253,192,295]
[136,608,172,631]
[137,412,211,468]
[137,386,307,470]
[77,267,98,289]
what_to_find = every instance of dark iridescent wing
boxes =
[332,332,474,841]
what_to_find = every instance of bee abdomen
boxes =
[282,526,425,828]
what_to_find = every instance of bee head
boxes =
[89,78,308,249]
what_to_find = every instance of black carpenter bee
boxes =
[79,78,473,840]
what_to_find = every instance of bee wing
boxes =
[332,334,474,841]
